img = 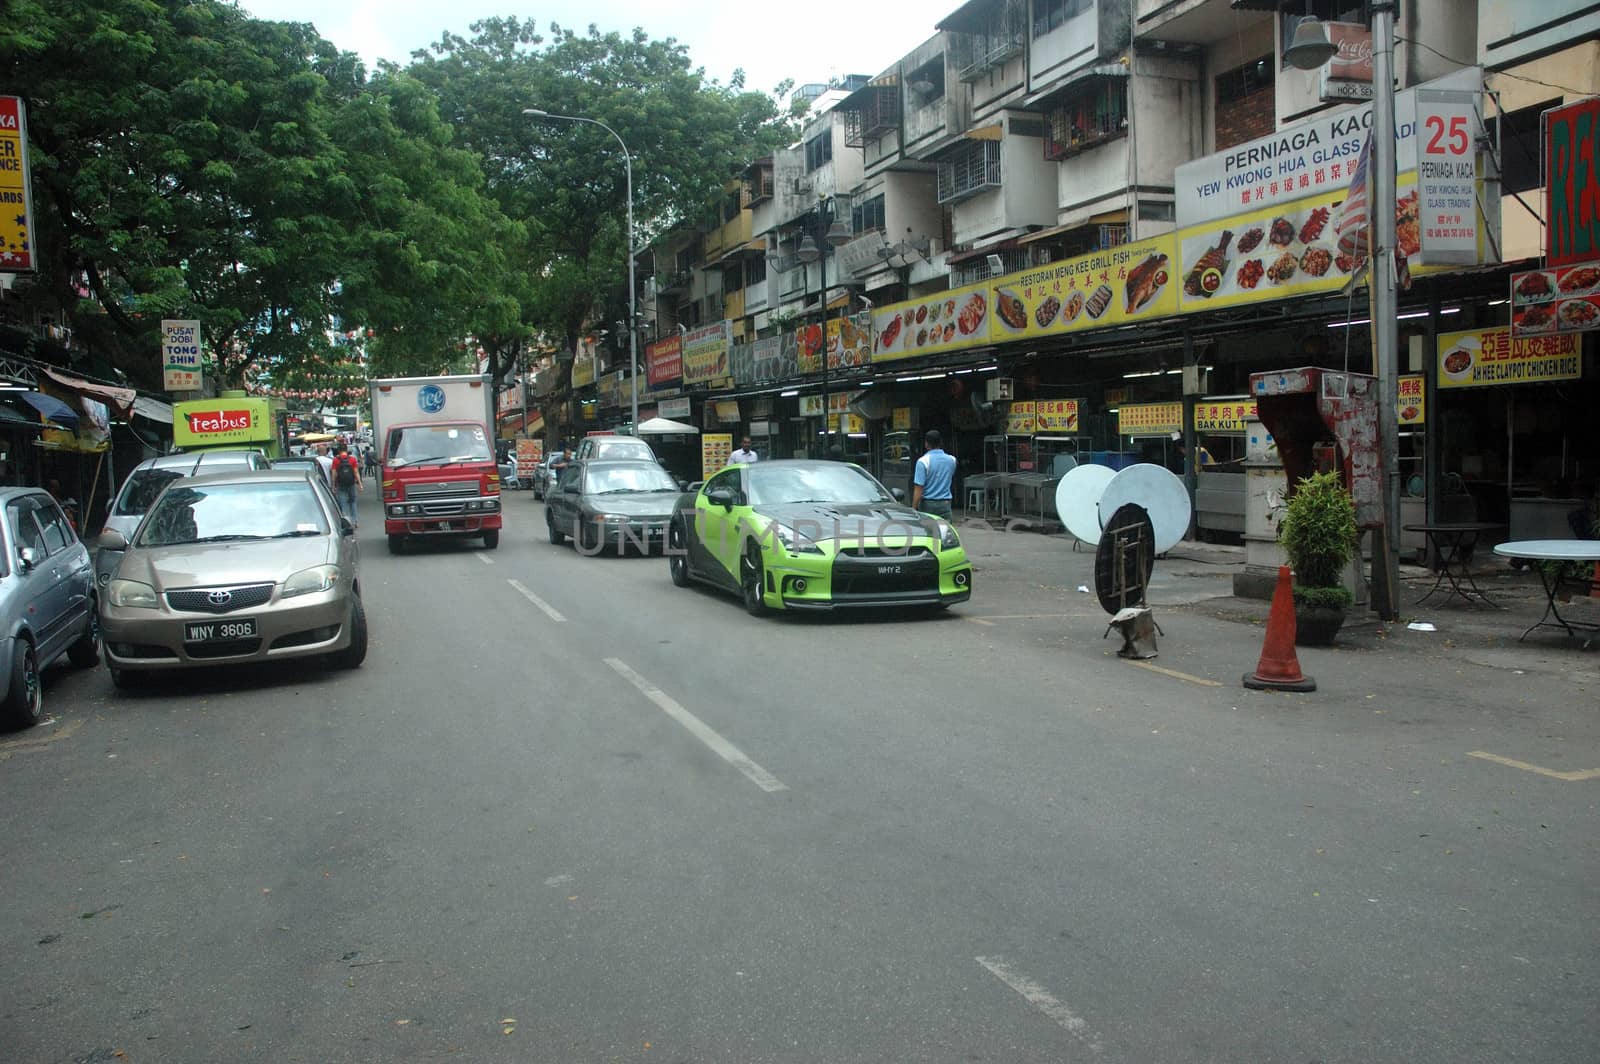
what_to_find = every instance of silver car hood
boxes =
[119,537,336,590]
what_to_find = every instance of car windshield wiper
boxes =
[190,534,269,543]
[445,455,489,463]
[269,529,324,538]
[391,455,449,468]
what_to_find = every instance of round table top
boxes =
[1493,539,1600,562]
[1404,522,1504,533]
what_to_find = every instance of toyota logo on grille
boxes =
[207,590,233,606]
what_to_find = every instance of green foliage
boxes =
[1279,470,1358,589]
[1291,584,1354,610]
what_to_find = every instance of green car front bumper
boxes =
[755,540,972,611]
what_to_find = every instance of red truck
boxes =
[369,374,503,553]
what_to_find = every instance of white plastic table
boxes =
[1492,540,1600,647]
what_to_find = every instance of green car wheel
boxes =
[741,543,768,616]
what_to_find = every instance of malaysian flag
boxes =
[1335,132,1372,263]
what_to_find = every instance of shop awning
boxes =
[13,390,79,429]
[946,237,1020,265]
[42,368,137,420]
[133,395,174,425]
[964,122,1004,142]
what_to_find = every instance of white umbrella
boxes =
[635,416,700,435]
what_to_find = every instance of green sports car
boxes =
[666,459,973,615]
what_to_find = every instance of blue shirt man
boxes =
[912,429,956,518]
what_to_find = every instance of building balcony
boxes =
[936,140,1003,204]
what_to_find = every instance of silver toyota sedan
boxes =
[98,469,367,687]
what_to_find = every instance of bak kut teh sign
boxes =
[1544,97,1600,267]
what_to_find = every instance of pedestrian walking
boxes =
[911,429,956,519]
[313,443,334,484]
[729,435,759,464]
[330,442,362,528]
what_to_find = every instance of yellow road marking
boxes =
[1125,660,1223,687]
[1467,750,1600,782]
[0,718,84,758]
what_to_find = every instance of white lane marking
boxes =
[507,579,566,622]
[474,552,494,565]
[603,658,788,793]
[975,956,1103,1053]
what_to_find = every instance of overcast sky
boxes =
[242,0,947,101]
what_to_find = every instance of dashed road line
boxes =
[474,552,495,565]
[508,579,566,622]
[1126,660,1223,687]
[1467,750,1600,782]
[603,657,787,793]
[976,955,1103,1053]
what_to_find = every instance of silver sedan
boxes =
[98,469,367,687]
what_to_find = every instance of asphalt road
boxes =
[2,495,1596,1063]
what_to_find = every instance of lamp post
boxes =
[523,108,639,435]
[794,199,850,454]
[1284,5,1401,620]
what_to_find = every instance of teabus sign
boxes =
[186,409,253,434]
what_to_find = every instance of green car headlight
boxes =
[937,521,961,550]
[107,579,159,609]
[282,564,339,598]
[773,523,823,555]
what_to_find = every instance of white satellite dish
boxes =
[1098,464,1191,554]
[1055,463,1116,546]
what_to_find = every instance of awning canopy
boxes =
[13,390,79,428]
[635,416,699,435]
[133,395,174,425]
[1021,63,1129,110]
[42,368,137,420]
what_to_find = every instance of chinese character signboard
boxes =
[869,280,990,363]
[1436,326,1581,388]
[1397,375,1424,425]
[1415,89,1482,265]
[1118,402,1183,436]
[1543,97,1600,267]
[657,396,690,420]
[1034,399,1079,432]
[570,351,596,389]
[0,97,35,272]
[701,433,732,479]
[646,336,682,387]
[798,392,854,416]
[892,407,912,431]
[161,319,203,391]
[1004,401,1036,436]
[1510,261,1600,336]
[988,235,1179,342]
[1193,398,1258,433]
[797,317,871,374]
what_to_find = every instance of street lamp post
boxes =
[794,200,850,455]
[523,108,639,435]
[1284,5,1401,620]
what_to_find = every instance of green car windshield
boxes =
[139,482,330,546]
[746,464,894,506]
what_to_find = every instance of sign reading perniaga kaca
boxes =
[161,319,204,391]
[185,408,254,434]
[1543,96,1600,268]
[0,96,36,271]
[1415,89,1483,265]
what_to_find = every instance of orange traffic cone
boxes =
[1243,565,1316,692]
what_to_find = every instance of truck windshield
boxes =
[387,425,493,466]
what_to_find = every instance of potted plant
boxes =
[1278,469,1358,646]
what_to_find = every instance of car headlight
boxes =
[107,579,159,609]
[282,564,339,598]
[773,523,823,555]
[592,513,627,524]
[937,521,961,551]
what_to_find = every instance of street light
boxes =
[794,201,850,454]
[522,107,639,435]
[1282,5,1401,621]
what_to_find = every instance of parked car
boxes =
[95,449,272,588]
[270,455,325,479]
[530,452,562,500]
[667,459,972,615]
[0,487,100,727]
[574,434,661,464]
[545,459,683,555]
[497,456,521,491]
[98,469,367,688]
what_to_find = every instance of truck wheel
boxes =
[387,534,406,555]
[482,529,500,550]
[547,511,566,545]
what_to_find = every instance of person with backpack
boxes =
[330,442,363,529]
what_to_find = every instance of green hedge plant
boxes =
[1279,469,1358,608]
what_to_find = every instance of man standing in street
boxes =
[729,435,759,464]
[331,442,362,528]
[313,442,334,485]
[911,429,956,519]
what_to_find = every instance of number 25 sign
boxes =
[1415,90,1481,266]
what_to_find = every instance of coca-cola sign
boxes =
[186,408,253,434]
[1326,22,1373,82]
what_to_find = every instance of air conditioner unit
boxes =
[986,378,1014,401]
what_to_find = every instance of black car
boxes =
[544,460,683,555]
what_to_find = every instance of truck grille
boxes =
[166,583,275,614]
[405,480,479,500]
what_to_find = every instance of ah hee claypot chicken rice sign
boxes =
[1436,327,1580,389]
